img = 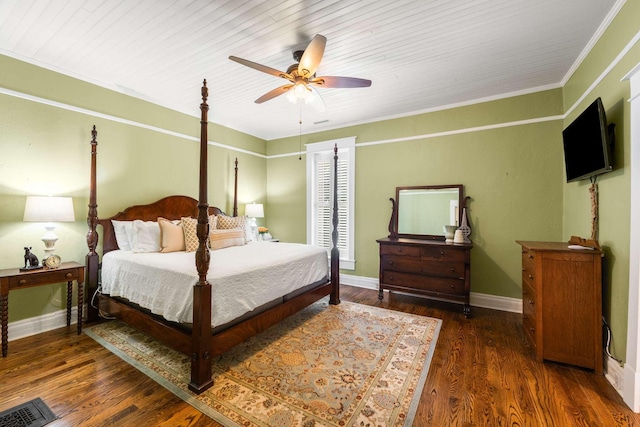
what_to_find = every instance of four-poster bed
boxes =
[85,80,341,393]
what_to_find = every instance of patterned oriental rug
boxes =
[85,299,441,427]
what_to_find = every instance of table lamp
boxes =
[245,203,264,240]
[23,196,75,260]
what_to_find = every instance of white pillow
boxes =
[111,220,134,251]
[131,220,161,253]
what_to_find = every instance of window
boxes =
[306,137,355,270]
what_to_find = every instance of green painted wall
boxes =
[0,55,266,322]
[267,89,565,299]
[562,0,640,362]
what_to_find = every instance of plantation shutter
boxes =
[313,153,349,255]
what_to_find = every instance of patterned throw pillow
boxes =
[181,217,198,252]
[182,215,219,252]
[216,215,248,243]
[209,228,245,250]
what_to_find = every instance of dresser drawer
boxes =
[522,283,536,319]
[522,249,535,275]
[382,255,464,279]
[523,311,537,348]
[522,279,536,304]
[380,244,420,257]
[420,246,464,262]
[382,271,466,295]
[8,269,80,288]
[522,268,536,290]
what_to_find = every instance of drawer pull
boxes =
[66,273,73,279]
[450,284,455,288]
[440,250,445,255]
[397,248,403,253]
[529,327,535,332]
[388,261,394,265]
[528,255,534,260]
[528,274,533,279]
[528,300,534,305]
[450,267,455,272]
[19,279,27,285]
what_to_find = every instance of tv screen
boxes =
[562,97,614,183]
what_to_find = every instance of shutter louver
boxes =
[313,154,350,256]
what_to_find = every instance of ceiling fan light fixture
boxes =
[294,82,309,97]
[286,82,313,104]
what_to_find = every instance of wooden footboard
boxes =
[86,80,341,394]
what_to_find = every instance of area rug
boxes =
[85,299,441,426]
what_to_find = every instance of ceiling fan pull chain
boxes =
[299,106,303,160]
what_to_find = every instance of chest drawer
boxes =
[380,244,420,257]
[522,281,536,317]
[382,271,466,296]
[522,249,535,275]
[523,311,536,348]
[381,255,464,279]
[420,246,465,262]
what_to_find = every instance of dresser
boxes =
[517,241,603,374]
[377,237,472,317]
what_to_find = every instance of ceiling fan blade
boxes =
[255,84,293,104]
[298,34,326,78]
[229,56,292,80]
[310,76,372,88]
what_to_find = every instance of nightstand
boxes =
[0,261,85,357]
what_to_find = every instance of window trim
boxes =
[306,136,356,270]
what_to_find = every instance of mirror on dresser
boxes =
[380,184,472,317]
[389,184,464,240]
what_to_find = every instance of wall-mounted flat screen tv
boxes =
[562,97,614,183]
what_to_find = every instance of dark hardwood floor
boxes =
[0,284,637,426]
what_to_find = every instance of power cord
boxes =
[91,282,116,320]
[603,316,623,366]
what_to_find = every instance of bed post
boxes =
[330,143,340,305]
[233,157,238,217]
[86,126,100,322]
[189,80,213,393]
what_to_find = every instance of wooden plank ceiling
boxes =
[0,0,619,140]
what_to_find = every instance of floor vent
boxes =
[0,398,57,427]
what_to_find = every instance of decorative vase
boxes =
[457,207,471,243]
[443,225,457,243]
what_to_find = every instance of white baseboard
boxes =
[605,354,625,396]
[8,306,80,342]
[341,274,522,313]
[8,274,522,342]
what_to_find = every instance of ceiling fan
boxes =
[229,34,371,110]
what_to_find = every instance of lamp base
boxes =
[41,225,58,258]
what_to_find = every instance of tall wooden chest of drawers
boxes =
[377,237,472,317]
[517,241,603,374]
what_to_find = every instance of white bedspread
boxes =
[101,241,329,327]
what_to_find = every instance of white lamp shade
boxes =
[23,196,75,222]
[245,203,264,218]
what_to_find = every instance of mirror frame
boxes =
[390,184,464,240]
